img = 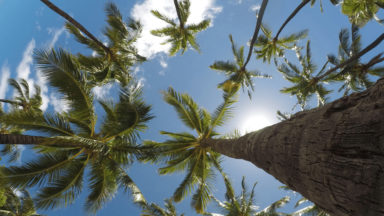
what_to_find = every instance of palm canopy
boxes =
[141,85,240,213]
[341,0,384,28]
[278,185,330,216]
[276,40,335,110]
[150,0,210,56]
[205,176,290,216]
[327,25,384,96]
[253,23,308,65]
[0,188,46,216]
[210,34,272,99]
[0,47,154,214]
[0,78,42,113]
[0,79,40,163]
[66,2,146,85]
[141,198,185,216]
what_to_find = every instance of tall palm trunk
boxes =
[202,77,384,216]
[274,0,310,39]
[173,0,184,29]
[243,0,269,69]
[0,134,44,144]
[40,0,110,54]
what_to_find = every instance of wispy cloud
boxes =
[17,39,35,81]
[159,71,165,75]
[46,26,68,47]
[16,39,36,99]
[159,55,168,68]
[0,61,10,100]
[36,21,41,31]
[93,84,113,99]
[15,145,26,165]
[35,69,49,111]
[137,77,146,87]
[130,0,222,58]
[49,92,69,112]
[35,7,44,16]
[251,5,261,11]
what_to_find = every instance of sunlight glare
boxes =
[242,115,271,133]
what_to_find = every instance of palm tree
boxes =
[279,185,330,216]
[0,78,42,113]
[327,25,384,96]
[204,176,290,216]
[276,40,335,109]
[150,0,210,56]
[253,23,308,65]
[0,188,45,216]
[275,0,339,41]
[40,0,109,53]
[210,34,272,99]
[141,198,185,216]
[276,110,293,121]
[66,2,146,85]
[0,47,154,214]
[340,0,384,28]
[0,79,41,163]
[251,0,341,65]
[141,84,240,213]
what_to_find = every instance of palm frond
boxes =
[34,47,95,124]
[33,155,88,210]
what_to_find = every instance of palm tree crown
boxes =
[0,78,42,113]
[276,40,335,110]
[341,0,384,28]
[150,0,210,56]
[0,79,41,163]
[0,47,154,214]
[66,2,146,85]
[253,23,308,65]
[205,176,290,216]
[210,34,272,99]
[327,24,384,96]
[0,188,45,216]
[279,185,331,216]
[141,198,185,216]
[141,85,240,213]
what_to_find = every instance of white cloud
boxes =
[133,66,141,76]
[35,7,44,16]
[0,61,10,100]
[36,21,41,31]
[137,77,146,87]
[251,5,261,11]
[15,145,26,165]
[159,71,165,75]
[159,56,168,68]
[49,92,69,112]
[46,26,68,47]
[35,70,49,111]
[16,39,36,98]
[17,39,35,81]
[130,0,222,58]
[93,84,113,99]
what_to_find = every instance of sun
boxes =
[242,115,271,133]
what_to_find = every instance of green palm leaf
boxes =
[33,155,88,210]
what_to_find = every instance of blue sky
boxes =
[0,0,384,215]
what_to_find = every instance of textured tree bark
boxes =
[203,78,384,216]
[0,134,44,145]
